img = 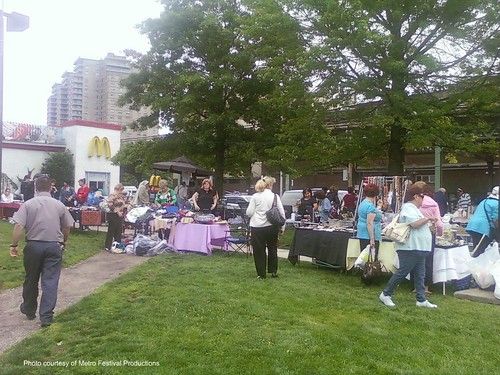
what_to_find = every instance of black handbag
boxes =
[361,246,386,285]
[266,194,286,226]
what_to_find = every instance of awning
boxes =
[152,156,211,176]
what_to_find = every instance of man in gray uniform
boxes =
[9,175,74,328]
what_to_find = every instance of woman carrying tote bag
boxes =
[379,183,438,309]
[246,176,286,279]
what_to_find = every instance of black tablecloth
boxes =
[288,228,353,268]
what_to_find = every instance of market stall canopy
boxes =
[152,156,211,176]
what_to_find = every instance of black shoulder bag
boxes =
[266,194,286,226]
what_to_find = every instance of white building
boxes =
[61,120,121,194]
[1,120,121,195]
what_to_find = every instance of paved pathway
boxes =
[454,288,499,305]
[0,252,148,354]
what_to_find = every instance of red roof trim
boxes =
[2,142,67,152]
[59,119,122,131]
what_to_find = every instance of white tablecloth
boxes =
[347,241,473,285]
[433,245,472,283]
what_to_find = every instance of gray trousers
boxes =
[22,241,63,323]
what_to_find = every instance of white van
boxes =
[123,186,138,199]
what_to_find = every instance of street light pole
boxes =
[0,10,5,192]
[0,9,29,191]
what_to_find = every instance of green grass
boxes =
[0,252,498,375]
[0,221,106,291]
[278,227,295,249]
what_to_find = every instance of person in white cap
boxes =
[466,186,498,257]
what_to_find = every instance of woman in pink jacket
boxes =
[412,182,443,293]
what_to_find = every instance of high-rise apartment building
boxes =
[47,53,157,142]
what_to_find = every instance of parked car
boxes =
[221,194,252,210]
[220,193,252,219]
[280,188,348,219]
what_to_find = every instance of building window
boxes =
[86,172,111,196]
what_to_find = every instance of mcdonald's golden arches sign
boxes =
[88,136,111,159]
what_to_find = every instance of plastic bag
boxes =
[111,241,126,254]
[490,260,500,300]
[146,239,176,256]
[125,244,134,255]
[467,241,499,289]
[354,245,371,269]
[127,207,153,224]
[133,234,160,256]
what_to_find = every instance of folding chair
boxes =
[224,211,251,256]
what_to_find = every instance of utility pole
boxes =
[0,10,29,191]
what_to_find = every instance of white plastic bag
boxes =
[467,241,499,289]
[354,245,371,269]
[490,260,500,299]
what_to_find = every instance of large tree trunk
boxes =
[387,117,406,175]
[213,121,226,197]
[214,146,225,198]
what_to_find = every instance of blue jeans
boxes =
[383,250,428,303]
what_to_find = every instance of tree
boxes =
[111,135,183,185]
[40,150,75,186]
[436,77,500,187]
[120,0,306,193]
[289,0,499,174]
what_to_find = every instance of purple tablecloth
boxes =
[171,222,229,255]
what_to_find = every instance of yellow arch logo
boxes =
[88,136,111,158]
[149,175,161,188]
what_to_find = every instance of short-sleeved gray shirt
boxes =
[13,192,75,242]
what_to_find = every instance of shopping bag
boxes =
[467,241,499,289]
[490,260,500,300]
[354,244,371,269]
[382,214,410,243]
[361,246,387,285]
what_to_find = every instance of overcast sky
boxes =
[3,0,163,124]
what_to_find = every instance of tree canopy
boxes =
[40,150,75,186]
[111,136,183,185]
[120,0,312,192]
[121,0,499,181]
[290,0,499,173]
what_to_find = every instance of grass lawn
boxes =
[278,227,295,249]
[0,221,106,291]
[0,252,498,375]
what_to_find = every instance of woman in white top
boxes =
[379,184,438,309]
[246,176,286,279]
[1,187,14,203]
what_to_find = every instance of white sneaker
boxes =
[416,300,438,308]
[379,292,396,307]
